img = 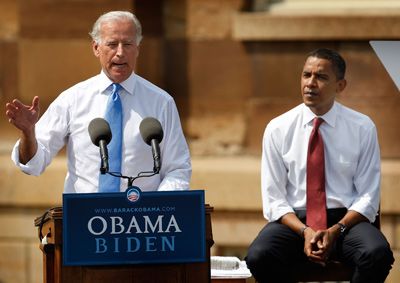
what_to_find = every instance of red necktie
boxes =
[306,117,327,230]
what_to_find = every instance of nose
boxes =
[116,43,124,57]
[306,75,317,87]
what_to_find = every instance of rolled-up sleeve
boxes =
[261,123,294,222]
[10,93,70,177]
[349,123,381,223]
[157,98,191,191]
[11,140,48,176]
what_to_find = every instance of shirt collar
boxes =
[302,101,338,128]
[98,71,136,95]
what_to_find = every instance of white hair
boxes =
[89,11,143,45]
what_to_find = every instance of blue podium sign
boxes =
[62,188,205,266]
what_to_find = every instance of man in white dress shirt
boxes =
[245,48,394,283]
[5,11,191,193]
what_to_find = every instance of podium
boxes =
[35,205,214,283]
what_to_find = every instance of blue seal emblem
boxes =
[126,186,141,203]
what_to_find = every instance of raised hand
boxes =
[5,96,40,134]
[6,96,40,164]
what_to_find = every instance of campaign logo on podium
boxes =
[62,189,205,266]
[126,187,141,202]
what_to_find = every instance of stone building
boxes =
[0,0,400,282]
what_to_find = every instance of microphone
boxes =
[88,118,112,174]
[139,117,164,173]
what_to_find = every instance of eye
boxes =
[316,74,329,81]
[123,41,136,47]
[106,42,118,48]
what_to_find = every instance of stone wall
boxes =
[1,0,400,282]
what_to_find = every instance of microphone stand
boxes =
[105,169,158,190]
[101,155,161,189]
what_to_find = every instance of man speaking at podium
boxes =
[5,11,191,193]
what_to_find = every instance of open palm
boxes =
[5,96,40,133]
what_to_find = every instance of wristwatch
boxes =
[337,222,347,236]
[300,225,309,238]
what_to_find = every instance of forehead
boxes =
[99,19,136,39]
[303,56,335,74]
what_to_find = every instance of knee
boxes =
[246,244,275,272]
[246,245,265,270]
[359,242,394,270]
[246,246,273,281]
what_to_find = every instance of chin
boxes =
[303,99,313,106]
[110,73,130,83]
[303,96,319,105]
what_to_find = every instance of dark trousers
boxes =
[245,209,394,283]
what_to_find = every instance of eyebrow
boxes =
[303,69,329,74]
[302,70,330,79]
[104,39,135,44]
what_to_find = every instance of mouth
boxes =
[304,89,318,97]
[111,62,127,68]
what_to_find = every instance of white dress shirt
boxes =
[262,102,380,223]
[12,71,191,193]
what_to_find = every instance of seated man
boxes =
[246,48,394,283]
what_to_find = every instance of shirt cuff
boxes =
[11,140,44,176]
[264,205,295,222]
[348,202,378,223]
[158,176,190,191]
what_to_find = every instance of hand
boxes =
[303,227,326,265]
[304,227,339,266]
[5,96,40,134]
[5,96,40,164]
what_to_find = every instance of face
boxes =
[301,56,346,115]
[92,19,139,83]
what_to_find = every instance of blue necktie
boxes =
[99,83,123,192]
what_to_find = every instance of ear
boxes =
[336,79,347,93]
[92,41,100,58]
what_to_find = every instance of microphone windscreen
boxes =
[139,117,164,145]
[88,118,112,146]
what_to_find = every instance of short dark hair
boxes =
[306,48,346,80]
